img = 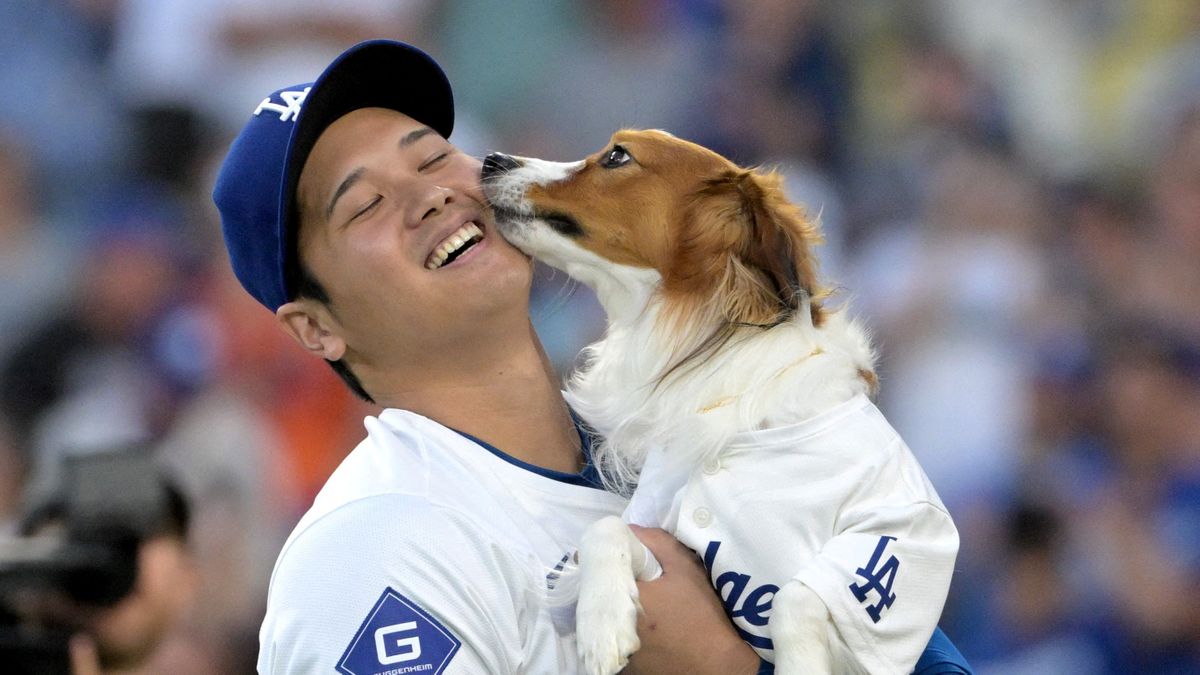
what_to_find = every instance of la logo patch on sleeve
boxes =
[337,587,461,675]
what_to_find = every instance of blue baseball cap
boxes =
[213,40,454,311]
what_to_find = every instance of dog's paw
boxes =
[575,574,641,675]
[771,581,834,675]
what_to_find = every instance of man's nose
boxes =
[413,184,453,226]
[482,153,522,180]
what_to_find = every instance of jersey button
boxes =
[692,507,713,528]
[702,457,721,475]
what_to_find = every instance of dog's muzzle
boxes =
[482,152,523,180]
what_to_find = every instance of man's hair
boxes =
[293,262,376,404]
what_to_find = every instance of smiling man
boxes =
[212,40,762,675]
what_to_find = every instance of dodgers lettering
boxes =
[703,541,776,649]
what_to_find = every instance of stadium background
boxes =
[1,0,1198,672]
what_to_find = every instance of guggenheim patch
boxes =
[337,588,461,675]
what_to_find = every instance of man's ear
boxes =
[276,299,347,361]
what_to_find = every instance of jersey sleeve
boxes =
[789,441,959,675]
[258,493,560,675]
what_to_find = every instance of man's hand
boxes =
[622,526,761,675]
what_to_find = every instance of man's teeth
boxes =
[426,223,484,269]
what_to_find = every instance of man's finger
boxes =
[630,526,703,570]
[629,525,684,553]
[69,634,102,675]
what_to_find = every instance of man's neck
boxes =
[369,332,582,474]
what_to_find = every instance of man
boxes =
[213,40,970,674]
[10,455,196,674]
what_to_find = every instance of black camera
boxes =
[0,448,175,673]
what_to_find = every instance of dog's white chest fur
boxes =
[567,302,880,487]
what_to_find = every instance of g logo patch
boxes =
[338,588,460,675]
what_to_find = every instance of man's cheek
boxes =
[453,160,486,197]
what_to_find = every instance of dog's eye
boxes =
[600,145,633,169]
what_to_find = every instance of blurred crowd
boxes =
[0,0,1198,672]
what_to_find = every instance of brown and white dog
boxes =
[481,131,956,675]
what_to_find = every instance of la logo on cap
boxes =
[254,87,311,122]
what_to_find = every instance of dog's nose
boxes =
[482,152,522,179]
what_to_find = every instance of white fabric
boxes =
[624,394,958,674]
[258,408,625,674]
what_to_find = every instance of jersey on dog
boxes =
[624,394,959,674]
[258,408,625,674]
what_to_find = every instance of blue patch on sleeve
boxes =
[337,587,461,675]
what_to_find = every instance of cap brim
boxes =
[277,40,454,298]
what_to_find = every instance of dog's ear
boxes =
[677,168,823,327]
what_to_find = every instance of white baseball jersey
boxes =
[624,394,958,674]
[258,407,626,675]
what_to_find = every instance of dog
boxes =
[481,130,959,674]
